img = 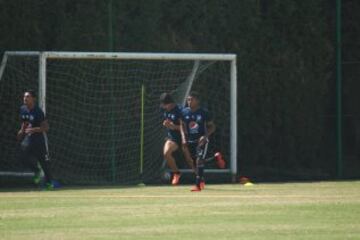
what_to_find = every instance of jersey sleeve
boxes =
[176,105,183,120]
[19,106,28,122]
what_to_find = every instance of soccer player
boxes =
[17,90,54,190]
[160,92,193,185]
[181,91,216,192]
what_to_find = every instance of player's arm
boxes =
[25,120,49,134]
[17,122,27,141]
[199,121,216,146]
[205,121,216,138]
[179,119,187,145]
[180,119,195,170]
[163,119,181,131]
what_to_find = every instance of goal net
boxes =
[0,52,237,185]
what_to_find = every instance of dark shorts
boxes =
[188,141,209,160]
[166,135,182,146]
[19,141,48,173]
[20,138,47,155]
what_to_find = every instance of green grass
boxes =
[1,181,360,240]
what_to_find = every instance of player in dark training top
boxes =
[181,91,216,191]
[160,93,193,185]
[17,90,54,189]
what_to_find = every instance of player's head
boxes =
[23,89,36,107]
[187,91,200,110]
[160,92,175,111]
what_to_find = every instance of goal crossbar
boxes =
[4,51,236,61]
[0,51,238,180]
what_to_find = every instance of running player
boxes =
[17,90,54,189]
[160,92,193,185]
[181,91,216,192]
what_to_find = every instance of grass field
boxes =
[0,181,360,240]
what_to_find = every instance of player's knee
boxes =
[163,149,173,159]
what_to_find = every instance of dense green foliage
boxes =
[0,0,359,181]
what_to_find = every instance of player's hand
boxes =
[25,128,37,134]
[163,119,173,129]
[19,128,25,135]
[20,122,28,131]
[198,136,209,146]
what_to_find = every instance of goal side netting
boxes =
[0,51,237,184]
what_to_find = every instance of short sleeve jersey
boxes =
[20,105,46,148]
[182,107,213,143]
[161,105,183,142]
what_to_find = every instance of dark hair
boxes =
[189,91,200,100]
[24,89,36,98]
[160,92,174,104]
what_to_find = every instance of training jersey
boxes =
[19,105,46,149]
[182,107,213,143]
[161,105,183,142]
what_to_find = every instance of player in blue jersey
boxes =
[181,91,216,191]
[17,90,54,190]
[160,93,194,185]
[160,92,194,185]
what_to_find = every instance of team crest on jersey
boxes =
[171,114,176,120]
[189,121,199,133]
[196,115,202,121]
[29,115,34,121]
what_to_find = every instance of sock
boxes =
[198,166,204,183]
[195,166,204,187]
[38,155,53,184]
[195,176,201,187]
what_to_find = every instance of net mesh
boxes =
[0,54,231,184]
[0,56,39,173]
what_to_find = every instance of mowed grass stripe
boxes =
[0,182,360,240]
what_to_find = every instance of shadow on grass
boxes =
[0,181,177,193]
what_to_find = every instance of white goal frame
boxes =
[0,51,238,179]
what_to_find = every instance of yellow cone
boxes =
[244,182,254,186]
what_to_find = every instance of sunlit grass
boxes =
[1,181,360,240]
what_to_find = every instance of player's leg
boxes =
[18,144,41,184]
[163,139,181,185]
[163,139,179,172]
[196,142,208,189]
[190,141,208,191]
[195,143,208,189]
[187,142,201,191]
[181,144,195,171]
[34,146,54,189]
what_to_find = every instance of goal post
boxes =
[230,58,238,181]
[0,51,237,184]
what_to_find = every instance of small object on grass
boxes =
[239,176,250,184]
[51,180,61,188]
[244,182,254,187]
